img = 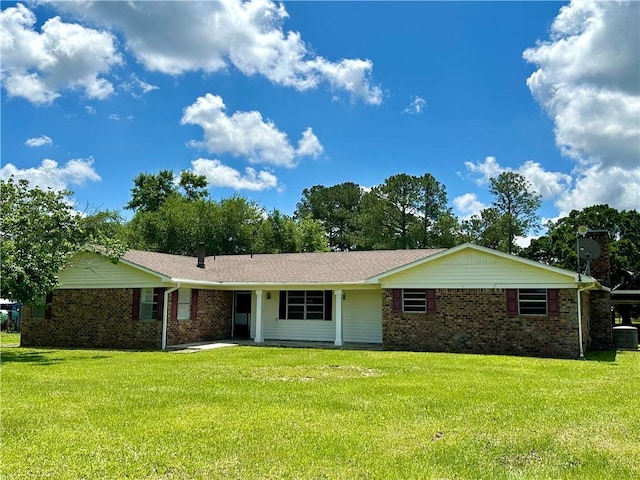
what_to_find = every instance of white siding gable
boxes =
[381,247,578,289]
[57,252,166,289]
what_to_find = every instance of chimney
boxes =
[197,242,205,269]
[587,230,610,287]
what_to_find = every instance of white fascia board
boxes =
[169,279,377,290]
[380,282,585,290]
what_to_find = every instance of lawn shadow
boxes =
[584,350,617,363]
[0,349,62,365]
[0,349,112,365]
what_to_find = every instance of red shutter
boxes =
[506,289,518,316]
[190,289,199,320]
[132,288,141,321]
[44,292,53,320]
[392,289,402,313]
[547,289,560,316]
[155,287,165,320]
[426,289,437,314]
[279,291,287,319]
[171,290,178,321]
[324,290,332,321]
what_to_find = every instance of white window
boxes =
[177,288,192,320]
[518,289,547,315]
[279,291,332,321]
[140,288,159,320]
[403,289,427,312]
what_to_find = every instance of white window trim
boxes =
[518,289,547,316]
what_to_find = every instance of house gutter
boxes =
[162,283,180,351]
[576,281,596,360]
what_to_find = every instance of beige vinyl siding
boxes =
[57,252,166,288]
[382,248,576,289]
[252,289,382,343]
[343,290,382,343]
[254,290,334,342]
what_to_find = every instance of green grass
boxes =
[1,346,639,479]
[0,331,20,346]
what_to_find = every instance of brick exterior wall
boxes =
[21,289,161,349]
[589,290,614,349]
[167,290,232,346]
[382,288,582,358]
[21,288,233,350]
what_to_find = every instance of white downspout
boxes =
[576,283,594,360]
[162,283,180,351]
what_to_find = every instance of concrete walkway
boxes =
[167,339,382,353]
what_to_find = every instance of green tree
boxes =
[487,172,541,253]
[125,170,177,212]
[295,182,363,251]
[256,210,328,253]
[415,173,452,247]
[178,171,209,201]
[1,178,124,304]
[461,207,508,250]
[361,174,421,249]
[525,205,640,290]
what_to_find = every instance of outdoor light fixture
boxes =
[266,292,271,300]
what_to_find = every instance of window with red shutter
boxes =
[392,289,402,313]
[190,289,199,320]
[547,289,560,316]
[132,288,141,321]
[171,290,178,321]
[506,289,518,316]
[426,289,437,314]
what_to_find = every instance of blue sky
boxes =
[2,1,638,239]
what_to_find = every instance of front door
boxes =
[233,292,251,338]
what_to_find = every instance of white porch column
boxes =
[334,289,343,346]
[255,290,264,343]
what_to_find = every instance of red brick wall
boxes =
[589,290,613,349]
[21,288,233,349]
[167,290,232,346]
[21,289,162,349]
[382,288,581,358]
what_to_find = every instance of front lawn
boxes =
[1,346,639,479]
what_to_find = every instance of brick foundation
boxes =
[382,288,582,358]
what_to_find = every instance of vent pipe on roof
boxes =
[197,242,205,268]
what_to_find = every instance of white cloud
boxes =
[190,158,278,191]
[453,193,487,219]
[523,0,639,212]
[25,135,52,147]
[51,0,382,104]
[85,105,96,115]
[120,73,159,98]
[464,156,573,202]
[296,127,324,159]
[463,156,503,186]
[0,3,122,104]
[556,165,640,214]
[0,158,101,191]
[402,96,426,115]
[181,93,323,167]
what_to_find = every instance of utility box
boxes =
[613,326,639,350]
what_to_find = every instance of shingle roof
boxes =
[123,248,445,285]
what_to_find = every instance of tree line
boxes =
[1,170,638,306]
